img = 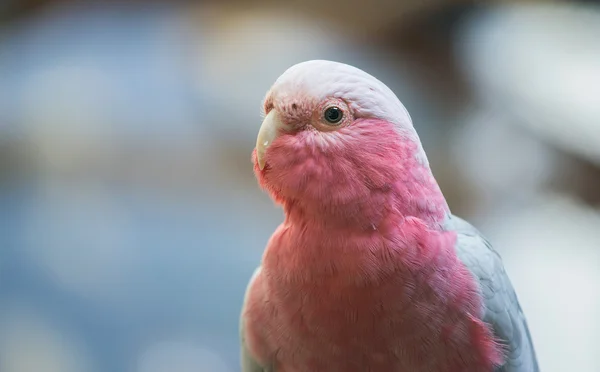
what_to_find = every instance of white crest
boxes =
[270,60,429,165]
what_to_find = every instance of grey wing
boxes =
[240,267,268,372]
[447,215,540,372]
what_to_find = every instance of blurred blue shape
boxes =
[0,3,211,141]
[0,3,260,371]
[4,184,274,370]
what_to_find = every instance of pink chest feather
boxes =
[243,216,503,372]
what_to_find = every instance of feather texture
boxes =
[240,215,540,372]
[449,215,539,372]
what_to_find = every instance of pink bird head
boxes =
[253,60,448,227]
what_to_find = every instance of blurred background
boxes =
[0,0,599,371]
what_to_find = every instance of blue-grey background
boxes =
[0,1,599,371]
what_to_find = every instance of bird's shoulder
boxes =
[446,214,539,372]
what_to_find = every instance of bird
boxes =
[240,60,539,372]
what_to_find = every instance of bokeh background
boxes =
[0,0,599,371]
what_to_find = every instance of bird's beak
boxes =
[256,110,285,170]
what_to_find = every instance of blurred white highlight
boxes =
[0,304,94,372]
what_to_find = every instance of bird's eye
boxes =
[323,106,343,124]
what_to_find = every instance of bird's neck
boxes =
[263,202,457,289]
[263,160,452,287]
[281,165,449,232]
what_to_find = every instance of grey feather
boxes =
[447,214,540,372]
[240,267,267,372]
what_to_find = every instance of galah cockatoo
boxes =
[240,60,539,372]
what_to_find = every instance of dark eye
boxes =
[323,106,343,124]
